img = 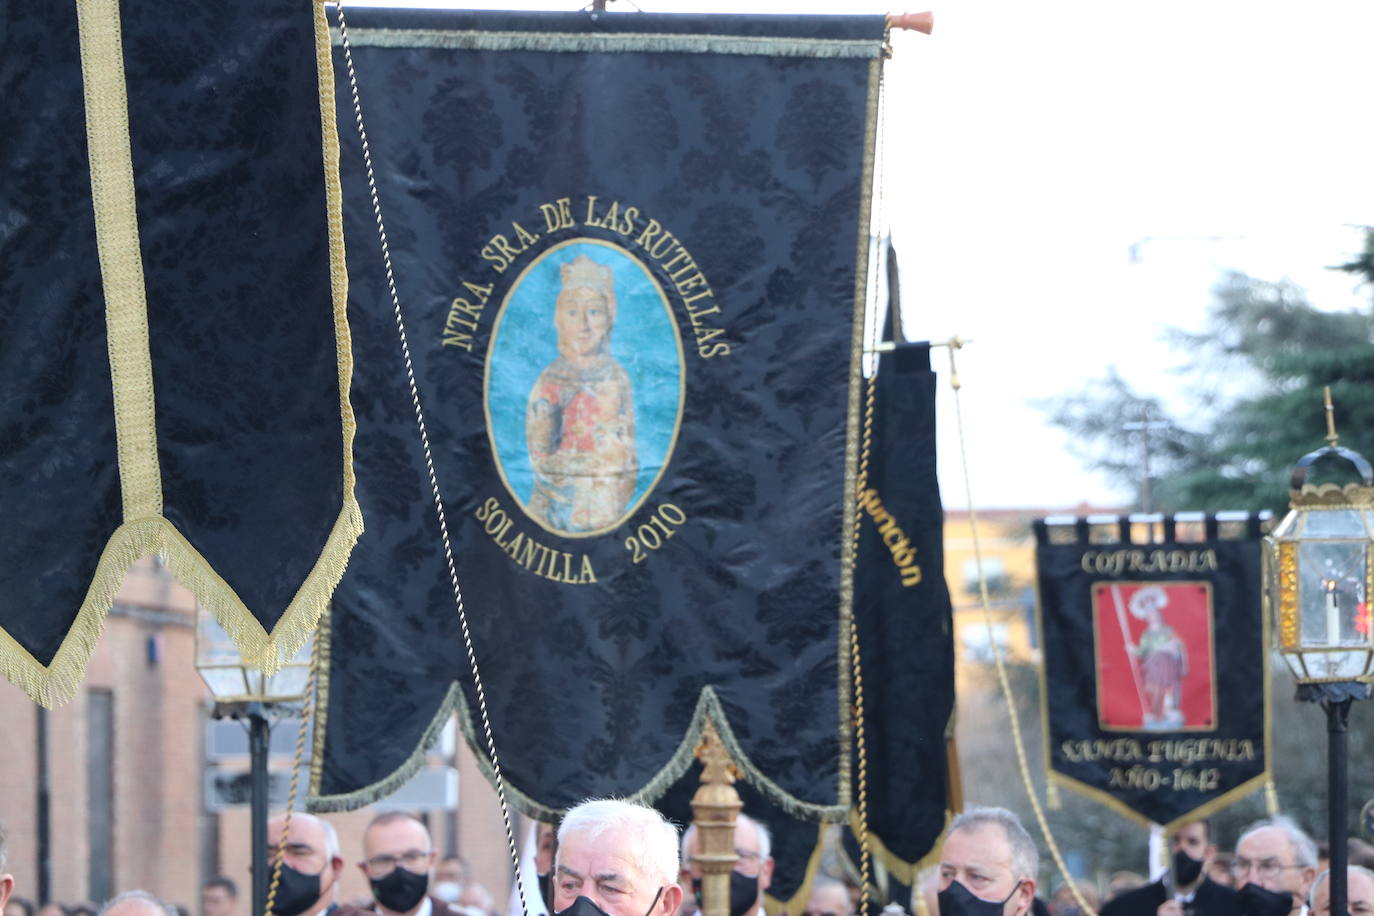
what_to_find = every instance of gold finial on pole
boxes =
[1324,385,1339,449]
[691,720,742,916]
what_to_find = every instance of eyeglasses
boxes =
[364,850,433,877]
[1230,858,1305,880]
[733,850,763,877]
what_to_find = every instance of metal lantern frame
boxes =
[1264,404,1374,916]
[194,605,314,916]
[1265,444,1374,685]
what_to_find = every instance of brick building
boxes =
[0,558,518,915]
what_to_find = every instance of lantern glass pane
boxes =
[1298,540,1370,648]
[1272,509,1301,538]
[264,665,309,701]
[199,666,249,701]
[1302,509,1367,537]
[196,610,242,668]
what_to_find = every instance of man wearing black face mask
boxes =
[937,807,1038,916]
[551,799,682,916]
[680,814,774,916]
[1100,821,1238,916]
[359,813,465,916]
[265,813,353,916]
[1232,817,1318,916]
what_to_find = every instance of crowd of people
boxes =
[1,801,1370,916]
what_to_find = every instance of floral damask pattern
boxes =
[316,8,886,817]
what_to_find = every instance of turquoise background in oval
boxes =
[486,241,684,523]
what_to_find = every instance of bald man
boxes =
[680,814,774,916]
[358,812,464,916]
[98,893,175,916]
[1308,866,1374,916]
[265,813,348,916]
[803,878,852,916]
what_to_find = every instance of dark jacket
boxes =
[1101,877,1240,916]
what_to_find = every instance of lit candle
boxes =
[1326,581,1341,646]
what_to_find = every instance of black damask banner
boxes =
[1036,516,1269,828]
[309,9,887,816]
[845,341,954,878]
[2,0,354,707]
[654,342,954,910]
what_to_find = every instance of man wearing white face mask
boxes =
[434,857,467,905]
[936,807,1038,916]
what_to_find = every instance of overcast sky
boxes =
[351,0,1374,509]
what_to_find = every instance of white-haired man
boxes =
[936,807,1038,916]
[1308,865,1374,916]
[1234,816,1319,916]
[680,814,774,916]
[98,892,177,916]
[803,877,852,916]
[553,799,683,916]
[265,812,351,916]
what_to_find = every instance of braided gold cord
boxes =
[848,26,894,907]
[946,344,1097,916]
[849,370,877,909]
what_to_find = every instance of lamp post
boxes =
[194,608,313,916]
[1264,390,1374,916]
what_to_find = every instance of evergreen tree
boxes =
[1046,230,1374,514]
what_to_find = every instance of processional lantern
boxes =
[1265,390,1374,685]
[194,605,313,916]
[194,607,313,705]
[1263,387,1373,916]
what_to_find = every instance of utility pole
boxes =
[1123,406,1169,513]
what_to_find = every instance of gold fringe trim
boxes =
[762,825,827,915]
[0,519,161,708]
[1047,768,1271,834]
[329,27,886,59]
[846,806,951,888]
[0,503,362,709]
[308,684,850,821]
[835,55,883,816]
[3,0,367,707]
[76,0,163,521]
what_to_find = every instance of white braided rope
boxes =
[333,6,530,912]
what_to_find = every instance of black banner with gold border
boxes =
[1035,516,1269,828]
[1,0,356,707]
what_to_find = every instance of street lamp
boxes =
[195,608,313,916]
[1264,389,1373,916]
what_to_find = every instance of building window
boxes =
[961,622,1010,663]
[88,689,115,902]
[962,556,1007,595]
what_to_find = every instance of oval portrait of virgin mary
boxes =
[485,238,685,538]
